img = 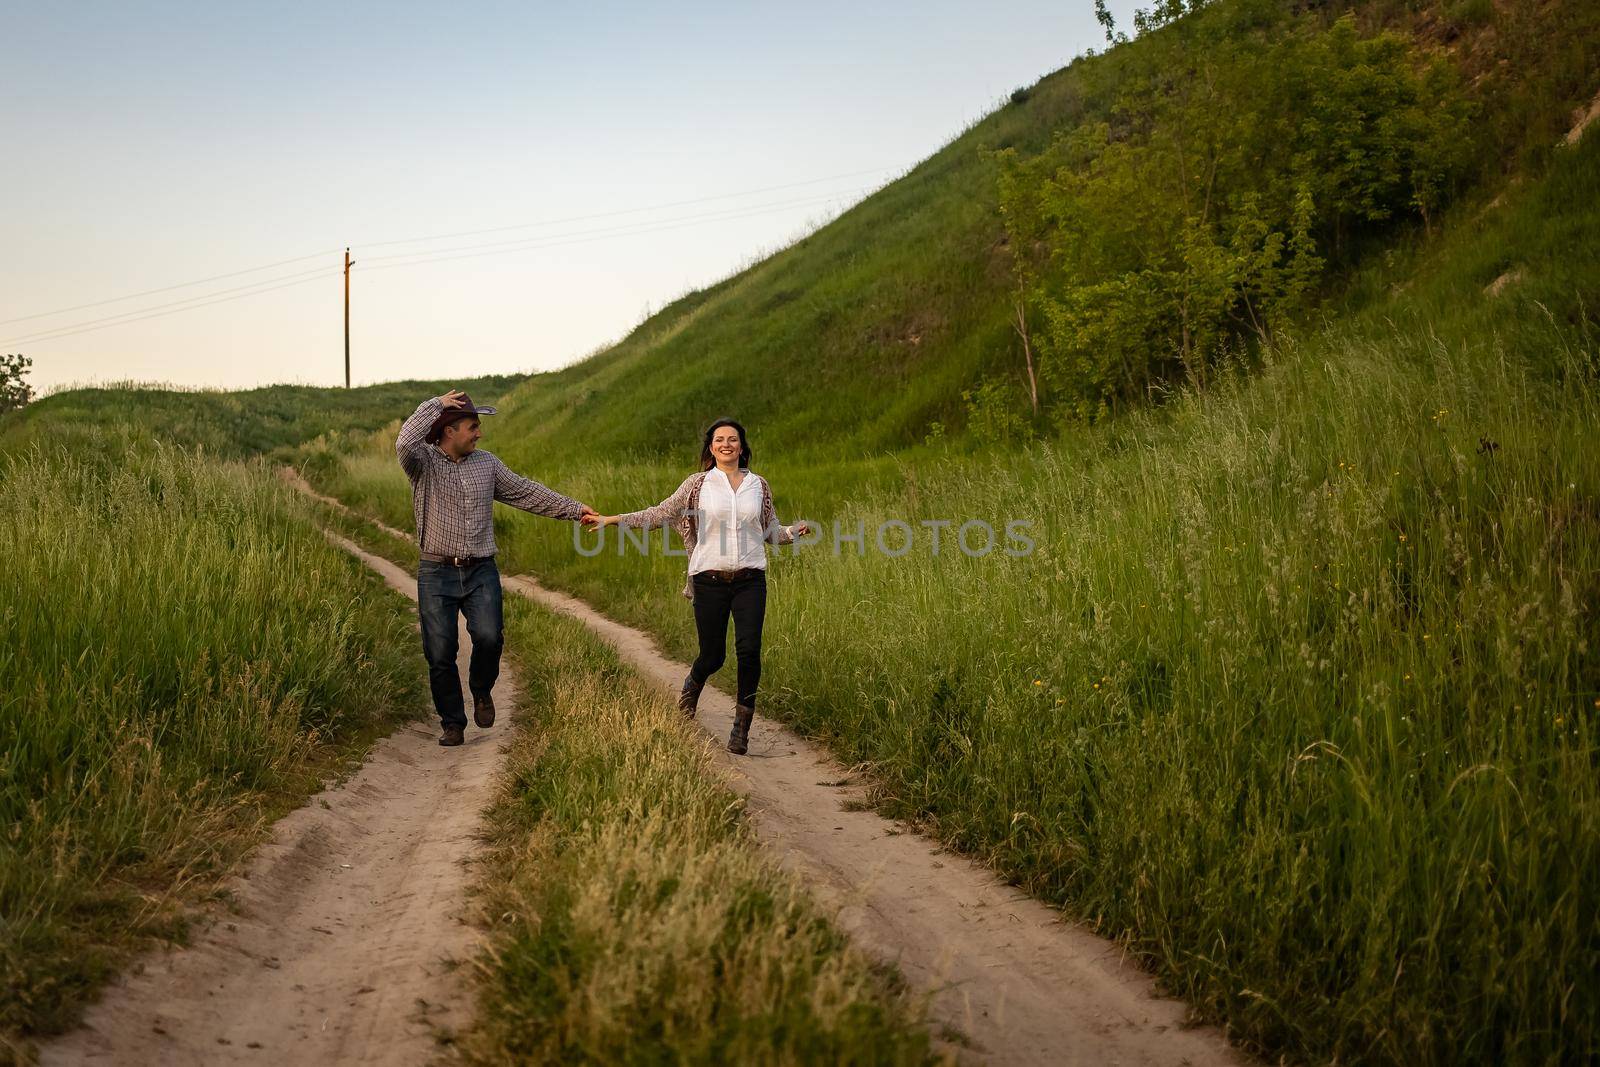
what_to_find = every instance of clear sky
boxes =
[3,1,1135,393]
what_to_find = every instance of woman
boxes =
[584,418,809,754]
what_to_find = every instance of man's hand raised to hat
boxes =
[441,389,468,409]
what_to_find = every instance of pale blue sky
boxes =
[2,1,1136,392]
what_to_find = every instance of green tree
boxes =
[0,354,33,414]
[1284,15,1476,247]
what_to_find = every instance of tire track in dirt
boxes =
[43,535,507,1066]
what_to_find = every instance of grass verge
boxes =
[0,439,423,1063]
[459,596,940,1065]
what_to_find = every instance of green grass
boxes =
[301,109,1600,1065]
[461,596,939,1065]
[0,440,424,1061]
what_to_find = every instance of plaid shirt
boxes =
[396,396,587,558]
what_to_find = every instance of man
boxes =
[396,389,596,746]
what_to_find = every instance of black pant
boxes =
[690,569,766,709]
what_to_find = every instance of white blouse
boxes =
[689,468,773,574]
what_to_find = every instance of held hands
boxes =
[579,512,807,535]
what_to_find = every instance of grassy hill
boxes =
[399,0,1597,470]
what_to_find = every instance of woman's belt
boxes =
[695,566,764,582]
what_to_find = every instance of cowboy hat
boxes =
[425,394,498,444]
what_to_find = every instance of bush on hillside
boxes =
[996,10,1474,422]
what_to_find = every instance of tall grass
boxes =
[464,598,938,1065]
[758,311,1598,1063]
[303,130,1600,1062]
[0,434,421,1056]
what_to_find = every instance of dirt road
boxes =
[43,538,505,1066]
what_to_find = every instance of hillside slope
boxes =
[470,0,1596,469]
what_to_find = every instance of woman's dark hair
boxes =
[700,418,752,471]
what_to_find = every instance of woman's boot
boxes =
[727,704,754,755]
[677,673,705,718]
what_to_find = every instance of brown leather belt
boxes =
[696,567,763,582]
[420,551,493,567]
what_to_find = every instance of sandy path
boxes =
[43,536,508,1066]
[501,573,1247,1067]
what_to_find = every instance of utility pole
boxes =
[343,248,355,388]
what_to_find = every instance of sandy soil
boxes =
[502,573,1249,1067]
[42,537,507,1066]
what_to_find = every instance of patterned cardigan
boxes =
[616,470,797,599]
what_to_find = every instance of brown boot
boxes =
[473,691,496,728]
[727,704,754,755]
[439,723,465,747]
[677,674,705,719]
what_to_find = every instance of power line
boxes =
[3,269,336,347]
[0,248,340,328]
[1,165,897,332]
[2,264,335,347]
[362,186,868,270]
[4,273,332,347]
[8,187,868,345]
[6,178,879,348]
[358,165,896,251]
[363,190,864,275]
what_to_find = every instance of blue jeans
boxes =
[417,558,503,729]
